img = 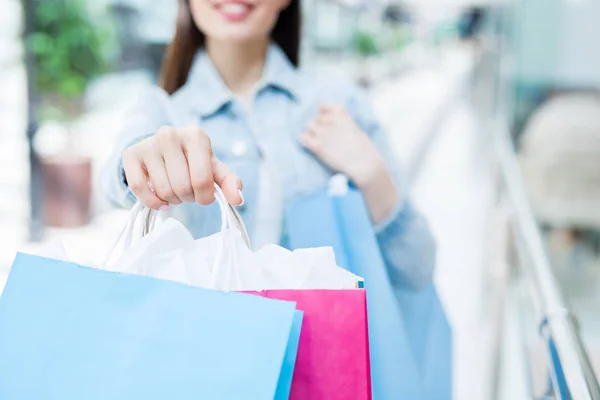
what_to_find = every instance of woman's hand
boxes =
[300,104,385,187]
[300,104,399,225]
[122,126,243,210]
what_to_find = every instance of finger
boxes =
[122,147,168,209]
[161,138,195,203]
[316,113,333,125]
[319,103,337,113]
[143,150,182,205]
[321,104,346,118]
[307,121,326,136]
[213,157,243,206]
[299,132,320,153]
[183,128,215,205]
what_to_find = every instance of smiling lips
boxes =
[215,1,255,22]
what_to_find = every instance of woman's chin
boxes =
[212,30,268,45]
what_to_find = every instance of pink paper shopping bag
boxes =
[250,289,372,400]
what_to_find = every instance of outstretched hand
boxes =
[123,126,243,209]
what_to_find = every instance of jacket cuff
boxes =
[375,196,419,241]
[118,133,155,207]
[117,156,138,206]
[374,193,406,234]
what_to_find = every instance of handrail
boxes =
[494,117,600,400]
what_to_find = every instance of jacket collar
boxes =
[184,44,299,118]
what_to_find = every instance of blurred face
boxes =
[189,0,291,43]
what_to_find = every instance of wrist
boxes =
[351,155,387,190]
[355,162,399,225]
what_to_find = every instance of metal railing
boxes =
[494,116,600,400]
[471,4,600,397]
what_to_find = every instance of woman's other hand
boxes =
[122,126,243,209]
[300,104,385,187]
[300,104,398,225]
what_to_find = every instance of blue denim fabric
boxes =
[101,44,435,289]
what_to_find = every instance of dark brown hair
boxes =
[159,0,301,94]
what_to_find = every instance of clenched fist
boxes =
[122,126,243,209]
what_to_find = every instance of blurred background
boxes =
[2,0,600,398]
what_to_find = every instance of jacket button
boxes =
[231,140,248,157]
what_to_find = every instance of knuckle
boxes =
[128,179,145,193]
[185,126,203,137]
[183,128,211,152]
[194,129,211,145]
[154,184,174,199]
[123,145,139,162]
[155,126,179,145]
[197,192,215,205]
[191,176,213,191]
[145,198,163,210]
[156,125,175,136]
[190,126,208,137]
[175,183,194,197]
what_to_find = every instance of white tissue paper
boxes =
[37,238,71,263]
[108,218,195,274]
[111,218,362,291]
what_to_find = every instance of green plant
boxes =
[392,29,412,51]
[352,30,379,57]
[26,0,112,101]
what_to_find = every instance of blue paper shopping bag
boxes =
[0,253,301,400]
[284,185,452,400]
[394,285,452,399]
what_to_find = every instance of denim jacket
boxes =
[102,45,435,289]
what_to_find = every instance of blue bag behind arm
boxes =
[0,253,299,400]
[282,192,349,269]
[285,188,422,400]
[395,285,453,399]
[286,187,452,400]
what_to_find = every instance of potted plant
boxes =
[26,0,113,228]
[351,29,379,88]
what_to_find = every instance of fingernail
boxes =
[159,204,171,211]
[238,190,244,206]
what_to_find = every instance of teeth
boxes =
[221,3,249,14]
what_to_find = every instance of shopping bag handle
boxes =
[102,184,251,269]
[138,184,249,244]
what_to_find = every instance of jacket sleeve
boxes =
[346,86,436,290]
[101,87,172,208]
